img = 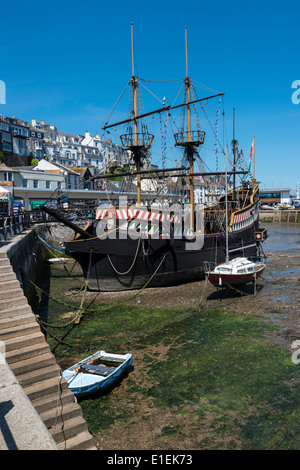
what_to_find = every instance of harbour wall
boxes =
[5,227,48,309]
[259,210,300,223]
[0,228,98,450]
[0,341,58,450]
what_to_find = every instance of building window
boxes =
[22,179,27,188]
[46,181,50,189]
[1,133,10,142]
[33,180,38,188]
[2,143,12,151]
[5,172,13,181]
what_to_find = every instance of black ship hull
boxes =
[65,220,260,291]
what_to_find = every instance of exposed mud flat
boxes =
[40,223,300,450]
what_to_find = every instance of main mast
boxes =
[185,27,194,230]
[131,23,140,203]
[174,26,205,231]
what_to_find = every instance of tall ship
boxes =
[42,25,267,291]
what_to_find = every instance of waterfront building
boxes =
[0,162,19,186]
[259,188,292,206]
[29,124,45,160]
[5,116,30,158]
[72,166,94,190]
[45,141,62,162]
[14,166,65,191]
[105,137,134,171]
[81,132,106,171]
[0,116,12,155]
[57,132,82,166]
[31,119,58,143]
[32,159,80,190]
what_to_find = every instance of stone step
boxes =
[0,244,96,451]
[10,351,56,376]
[24,375,69,402]
[40,401,83,429]
[4,331,45,352]
[0,304,32,318]
[31,388,75,415]
[0,279,20,291]
[58,431,97,451]
[0,293,26,308]
[5,338,50,364]
[0,287,25,300]
[16,363,61,388]
[50,415,90,445]
[0,321,41,341]
[0,272,17,282]
[0,265,15,274]
[0,312,34,331]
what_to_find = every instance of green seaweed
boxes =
[37,264,300,450]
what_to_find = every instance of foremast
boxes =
[120,23,154,206]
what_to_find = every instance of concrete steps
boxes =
[0,279,21,291]
[0,312,34,330]
[58,431,98,451]
[0,322,41,341]
[6,341,52,364]
[0,250,98,451]
[0,304,33,318]
[9,351,57,376]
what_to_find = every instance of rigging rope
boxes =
[214,97,221,173]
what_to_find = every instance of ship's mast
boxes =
[185,27,194,230]
[232,108,237,208]
[225,144,229,264]
[120,22,154,206]
[131,23,141,204]
[174,26,205,231]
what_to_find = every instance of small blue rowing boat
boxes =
[62,350,132,398]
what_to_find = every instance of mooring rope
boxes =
[32,251,167,350]
[107,237,141,276]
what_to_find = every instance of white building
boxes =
[81,131,106,170]
[31,119,58,143]
[259,188,292,206]
[32,159,80,190]
[56,132,82,166]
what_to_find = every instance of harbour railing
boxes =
[0,213,31,242]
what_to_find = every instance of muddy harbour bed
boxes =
[34,223,300,450]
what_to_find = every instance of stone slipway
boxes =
[0,230,98,450]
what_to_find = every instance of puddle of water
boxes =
[263,223,300,253]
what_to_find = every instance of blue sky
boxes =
[0,0,299,192]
